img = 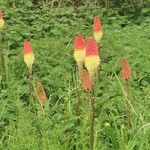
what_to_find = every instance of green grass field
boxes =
[0,2,150,150]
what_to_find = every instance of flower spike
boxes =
[74,34,85,64]
[36,82,47,106]
[93,16,102,43]
[121,58,131,81]
[23,40,35,72]
[85,38,100,79]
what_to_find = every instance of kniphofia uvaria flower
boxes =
[121,58,132,129]
[85,38,100,79]
[93,16,102,43]
[23,40,35,73]
[74,35,85,80]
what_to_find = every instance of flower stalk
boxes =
[74,35,85,124]
[121,58,132,129]
[85,38,100,149]
[23,40,35,101]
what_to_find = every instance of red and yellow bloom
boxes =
[93,16,102,43]
[85,38,100,78]
[74,35,85,64]
[23,40,35,72]
[0,10,4,29]
[121,58,131,81]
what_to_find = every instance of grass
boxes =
[0,4,150,150]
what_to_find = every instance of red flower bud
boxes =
[93,16,103,43]
[36,82,47,106]
[94,16,102,32]
[121,58,131,80]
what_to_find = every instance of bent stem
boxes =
[89,87,95,150]
[125,80,132,129]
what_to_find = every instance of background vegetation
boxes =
[0,0,149,149]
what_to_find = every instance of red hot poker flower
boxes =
[73,35,85,64]
[85,38,100,78]
[82,70,92,91]
[121,58,131,80]
[23,40,35,72]
[93,16,103,43]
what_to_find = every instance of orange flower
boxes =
[121,58,131,80]
[85,38,100,79]
[82,70,92,91]
[36,82,47,106]
[0,10,4,29]
[23,40,35,72]
[93,16,102,43]
[73,35,85,64]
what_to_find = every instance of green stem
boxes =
[0,32,6,89]
[89,88,95,150]
[76,63,83,125]
[28,68,34,103]
[125,80,132,129]
[77,86,82,125]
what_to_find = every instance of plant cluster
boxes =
[0,3,149,149]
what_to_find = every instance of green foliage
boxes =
[0,1,150,150]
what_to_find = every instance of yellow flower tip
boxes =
[24,53,35,71]
[94,31,103,43]
[0,19,4,29]
[73,48,85,64]
[85,56,100,78]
